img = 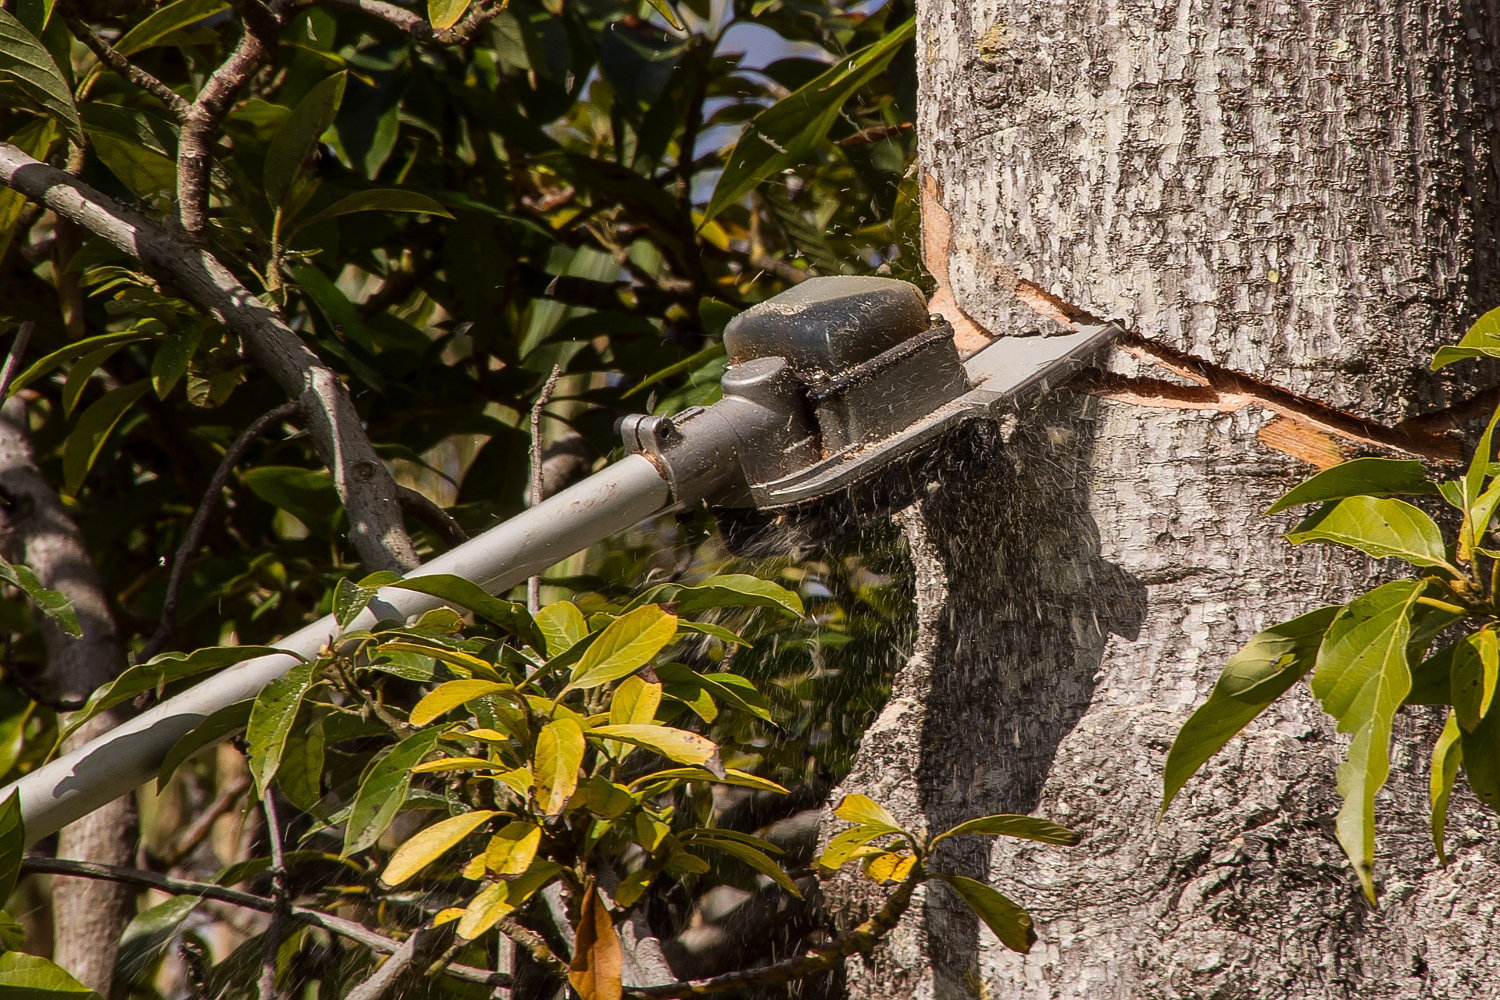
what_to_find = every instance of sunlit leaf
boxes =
[0,951,97,995]
[0,557,78,637]
[409,679,516,727]
[567,605,678,691]
[1310,579,1426,901]
[1286,496,1452,571]
[834,793,900,832]
[934,875,1034,954]
[428,0,473,30]
[1431,711,1462,865]
[533,718,586,819]
[1451,629,1499,732]
[704,19,915,222]
[246,660,317,795]
[1266,458,1436,514]
[1162,606,1341,812]
[1432,306,1500,370]
[862,851,916,884]
[587,724,717,768]
[669,574,804,617]
[932,814,1080,847]
[484,821,541,877]
[536,601,587,657]
[382,810,497,886]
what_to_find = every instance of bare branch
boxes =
[64,16,192,119]
[0,321,33,401]
[23,856,514,989]
[397,486,469,548]
[259,792,289,1000]
[0,143,419,572]
[177,6,282,237]
[342,921,454,1000]
[318,0,507,45]
[140,401,301,662]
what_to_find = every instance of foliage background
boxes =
[0,0,922,995]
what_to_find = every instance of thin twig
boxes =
[317,0,508,44]
[163,773,253,868]
[0,321,34,401]
[343,921,453,1000]
[22,857,514,989]
[527,365,563,615]
[64,17,192,118]
[259,792,288,1000]
[140,402,300,662]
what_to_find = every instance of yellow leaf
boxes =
[587,724,717,767]
[485,821,542,877]
[568,605,679,691]
[862,851,916,884]
[533,718,586,818]
[382,810,497,886]
[834,793,900,831]
[409,679,515,727]
[492,767,533,798]
[433,907,465,927]
[380,641,501,680]
[427,0,474,31]
[609,677,663,726]
[568,885,623,1000]
[457,881,511,940]
[411,756,493,774]
[460,851,486,880]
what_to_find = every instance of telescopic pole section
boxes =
[8,455,672,845]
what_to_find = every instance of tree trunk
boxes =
[834,1,1500,997]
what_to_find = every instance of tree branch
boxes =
[316,0,507,45]
[628,871,919,998]
[0,143,418,572]
[22,856,514,989]
[397,486,469,549]
[0,321,33,401]
[176,4,282,237]
[64,16,192,119]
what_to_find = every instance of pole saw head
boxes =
[619,276,1118,552]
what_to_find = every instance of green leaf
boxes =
[277,713,326,812]
[0,557,78,637]
[814,824,892,870]
[1162,606,1341,812]
[0,10,82,146]
[6,330,151,398]
[0,952,97,996]
[631,766,788,795]
[833,793,900,832]
[587,724,718,768]
[1451,629,1499,732]
[343,728,443,856]
[1460,697,1500,815]
[688,835,801,897]
[1265,458,1436,514]
[294,189,453,231]
[382,810,497,886]
[931,814,1080,848]
[933,875,1034,954]
[1431,711,1462,865]
[1286,496,1452,571]
[62,381,150,495]
[609,677,662,726]
[567,605,679,691]
[241,466,341,530]
[1310,579,1426,902]
[0,793,23,905]
[264,74,346,207]
[533,718,585,819]
[157,701,252,789]
[669,574,804,617]
[1432,306,1500,370]
[70,645,284,736]
[384,575,541,648]
[536,601,587,658]
[409,679,515,728]
[246,660,317,795]
[642,0,685,30]
[334,577,377,629]
[428,0,473,30]
[114,0,228,55]
[151,328,200,399]
[703,18,915,222]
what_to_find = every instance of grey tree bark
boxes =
[833,2,1500,998]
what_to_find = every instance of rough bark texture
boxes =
[834,2,1500,997]
[0,400,134,997]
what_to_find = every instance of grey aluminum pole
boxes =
[8,454,671,844]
